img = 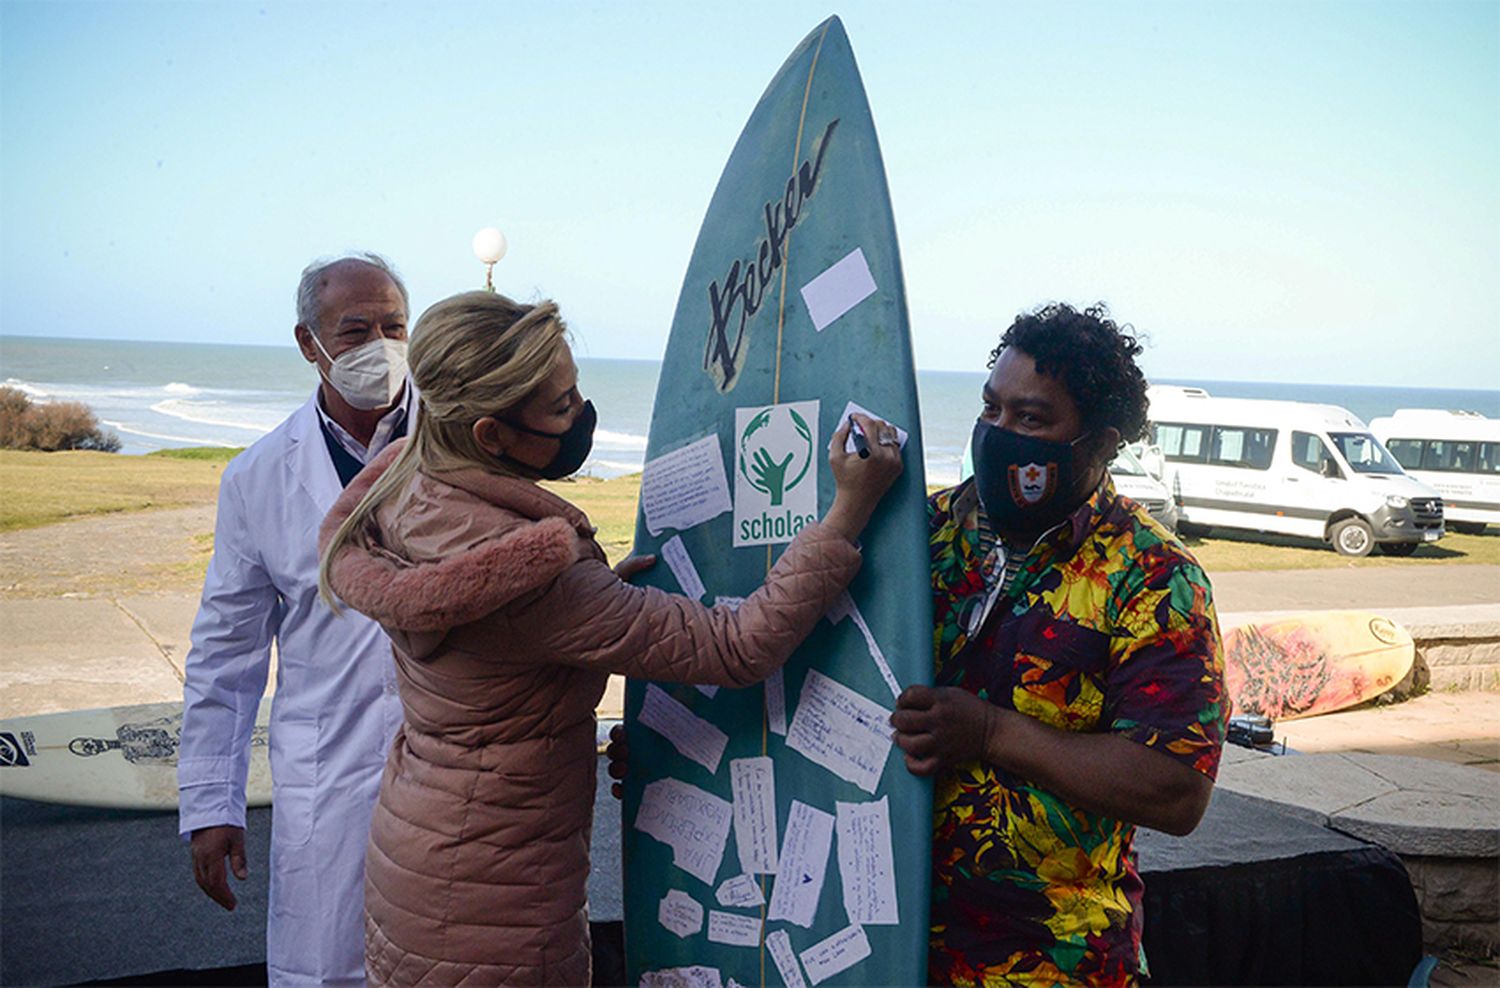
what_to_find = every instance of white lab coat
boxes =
[178,392,403,987]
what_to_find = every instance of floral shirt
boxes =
[927,477,1227,987]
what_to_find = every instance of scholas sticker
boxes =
[734,401,819,547]
[1008,461,1058,506]
[0,732,30,768]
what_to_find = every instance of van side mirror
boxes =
[1320,458,1339,479]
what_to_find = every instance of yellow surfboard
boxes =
[1223,612,1415,720]
[0,699,272,810]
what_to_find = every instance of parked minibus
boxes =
[1370,409,1499,535]
[1147,386,1444,556]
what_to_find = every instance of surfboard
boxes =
[1222,612,1415,720]
[620,17,932,987]
[0,699,272,810]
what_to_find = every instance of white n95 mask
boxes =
[311,335,408,410]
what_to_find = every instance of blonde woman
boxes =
[318,290,902,986]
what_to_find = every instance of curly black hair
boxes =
[988,302,1149,444]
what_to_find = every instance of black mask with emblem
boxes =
[971,419,1093,532]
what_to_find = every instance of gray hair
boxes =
[295,252,410,334]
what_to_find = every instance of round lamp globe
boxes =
[472,227,507,265]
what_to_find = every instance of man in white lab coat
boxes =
[179,253,412,986]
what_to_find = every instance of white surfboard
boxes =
[0,699,272,810]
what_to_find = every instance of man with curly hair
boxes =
[891,302,1228,987]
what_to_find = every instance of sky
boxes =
[2,0,1497,388]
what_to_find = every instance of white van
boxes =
[1370,409,1499,535]
[1147,386,1444,556]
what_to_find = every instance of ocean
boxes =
[3,334,1496,487]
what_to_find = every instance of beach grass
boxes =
[3,449,1496,571]
[0,449,230,532]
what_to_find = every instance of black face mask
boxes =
[971,419,1093,533]
[504,399,597,480]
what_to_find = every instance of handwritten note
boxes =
[836,797,898,925]
[799,924,872,985]
[766,930,808,988]
[839,400,909,455]
[641,684,729,775]
[716,874,765,908]
[641,965,723,988]
[800,248,877,332]
[785,670,894,794]
[641,434,733,536]
[766,668,788,736]
[659,889,704,938]
[636,778,732,885]
[707,910,761,947]
[661,534,707,601]
[715,595,745,610]
[730,756,778,875]
[767,800,834,928]
[827,591,902,700]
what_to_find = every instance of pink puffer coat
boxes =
[320,443,862,986]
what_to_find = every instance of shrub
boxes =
[0,386,122,453]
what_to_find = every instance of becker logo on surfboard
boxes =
[734,400,819,546]
[703,119,840,393]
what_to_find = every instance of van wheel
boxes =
[1330,518,1375,557]
[1452,522,1487,536]
[1376,542,1418,557]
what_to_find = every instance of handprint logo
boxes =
[739,406,813,507]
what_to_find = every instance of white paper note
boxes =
[785,670,894,794]
[730,756,778,874]
[826,591,902,701]
[799,924,872,985]
[839,401,909,455]
[659,889,705,938]
[800,248,878,332]
[836,798,899,925]
[716,874,766,908]
[707,910,761,947]
[635,778,733,885]
[641,684,729,775]
[767,800,834,928]
[766,668,788,736]
[641,434,733,536]
[661,534,708,601]
[765,930,808,988]
[641,965,723,988]
[715,595,745,611]
[695,685,720,698]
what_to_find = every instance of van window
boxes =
[1385,437,1424,470]
[1210,426,1276,470]
[1291,431,1341,477]
[1416,439,1500,474]
[1330,432,1403,475]
[1154,422,1209,463]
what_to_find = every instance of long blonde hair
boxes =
[318,291,571,611]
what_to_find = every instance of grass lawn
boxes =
[3,449,1496,571]
[0,448,236,532]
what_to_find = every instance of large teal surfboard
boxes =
[623,18,932,987]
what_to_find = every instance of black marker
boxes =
[849,416,871,459]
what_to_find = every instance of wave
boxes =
[593,428,647,451]
[149,399,279,434]
[100,419,240,448]
[163,382,201,395]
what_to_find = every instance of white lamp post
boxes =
[471,227,508,291]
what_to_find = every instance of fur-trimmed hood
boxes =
[319,441,598,649]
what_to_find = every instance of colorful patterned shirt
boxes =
[927,477,1228,987]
